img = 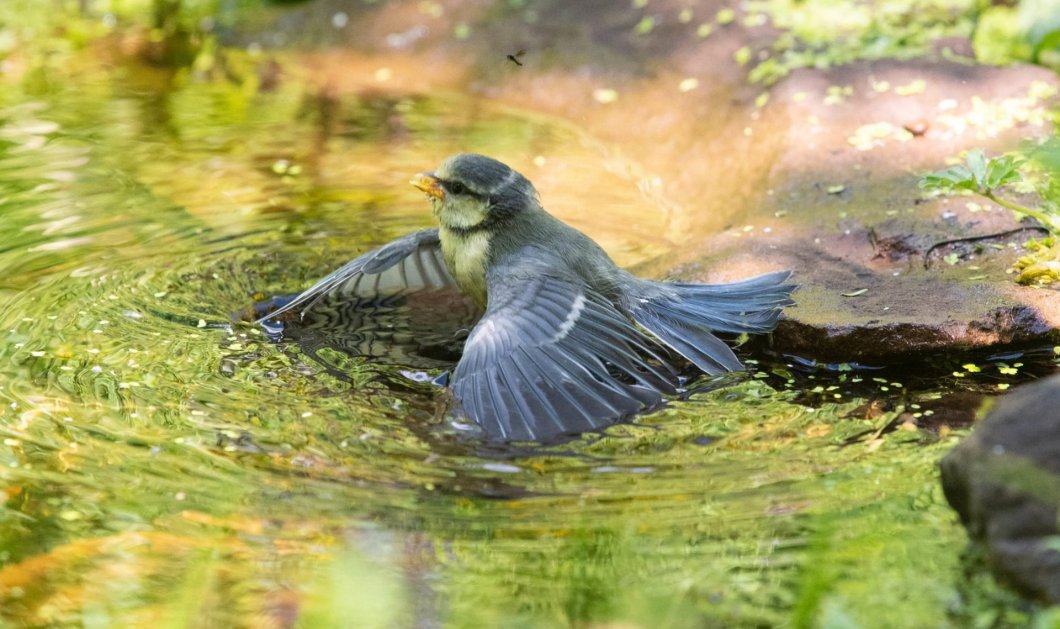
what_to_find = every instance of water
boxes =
[0,50,1053,628]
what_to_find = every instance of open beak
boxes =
[410,172,444,200]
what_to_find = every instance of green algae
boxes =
[745,0,979,85]
[741,0,1058,85]
[1014,236,1060,284]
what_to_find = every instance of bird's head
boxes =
[410,154,537,232]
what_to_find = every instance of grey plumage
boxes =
[261,154,795,442]
[450,254,679,440]
[261,229,479,370]
[265,229,455,318]
[622,271,794,375]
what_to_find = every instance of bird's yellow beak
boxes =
[410,172,444,200]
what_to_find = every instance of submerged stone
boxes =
[940,375,1060,603]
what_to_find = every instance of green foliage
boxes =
[921,149,1060,235]
[744,0,1059,84]
[745,0,978,85]
[922,145,1060,285]
[974,0,1060,72]
[920,149,1024,195]
[1033,138,1060,211]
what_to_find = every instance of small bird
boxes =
[263,154,794,442]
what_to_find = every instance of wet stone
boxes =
[940,375,1060,604]
[654,58,1060,362]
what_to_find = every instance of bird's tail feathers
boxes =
[627,270,795,375]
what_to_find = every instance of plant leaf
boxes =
[966,149,987,190]
[919,165,974,191]
[984,154,1023,190]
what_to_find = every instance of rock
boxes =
[940,375,1060,603]
[654,58,1060,362]
[664,238,1060,363]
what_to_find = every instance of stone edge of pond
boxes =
[649,58,1060,364]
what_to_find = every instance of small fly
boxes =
[506,49,526,66]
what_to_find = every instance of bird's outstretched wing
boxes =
[257,229,458,322]
[452,255,679,442]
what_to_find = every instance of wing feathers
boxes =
[258,229,453,323]
[452,263,679,442]
[264,233,790,442]
[509,349,568,430]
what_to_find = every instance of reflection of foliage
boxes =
[141,0,283,67]
[921,146,1060,284]
[145,0,204,66]
[0,0,272,69]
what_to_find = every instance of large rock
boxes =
[940,375,1060,603]
[654,58,1060,362]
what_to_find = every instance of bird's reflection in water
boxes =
[253,288,596,463]
[251,284,754,460]
[259,287,480,383]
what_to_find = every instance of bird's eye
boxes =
[447,181,467,195]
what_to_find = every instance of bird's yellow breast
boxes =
[440,228,490,308]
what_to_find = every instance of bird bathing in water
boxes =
[261,154,795,442]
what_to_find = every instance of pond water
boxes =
[0,52,1055,627]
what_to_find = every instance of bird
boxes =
[261,153,795,442]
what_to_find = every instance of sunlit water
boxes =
[0,58,1054,628]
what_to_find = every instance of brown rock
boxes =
[650,59,1060,361]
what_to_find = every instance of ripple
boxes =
[0,56,877,628]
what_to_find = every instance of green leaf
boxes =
[919,165,975,191]
[984,154,1023,190]
[966,149,987,189]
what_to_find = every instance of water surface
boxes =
[0,50,1053,628]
